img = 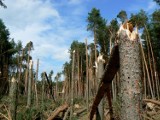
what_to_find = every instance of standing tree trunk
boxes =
[25,45,31,95]
[118,27,142,120]
[70,50,75,120]
[42,72,45,109]
[9,77,18,120]
[85,39,89,112]
[27,60,33,108]
[35,59,39,107]
[97,54,105,120]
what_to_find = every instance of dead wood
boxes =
[90,45,119,120]
[143,99,160,106]
[73,108,87,116]
[44,72,55,102]
[63,107,70,120]
[47,103,68,120]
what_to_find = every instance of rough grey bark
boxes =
[119,30,142,120]
[42,72,45,109]
[70,50,75,120]
[27,60,33,108]
[25,45,31,95]
[9,77,18,120]
[35,59,39,107]
[85,39,89,112]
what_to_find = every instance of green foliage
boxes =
[87,8,110,56]
[0,0,6,8]
[154,0,160,5]
[117,10,128,22]
[87,8,106,32]
[130,9,148,29]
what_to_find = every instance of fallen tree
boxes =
[90,45,120,120]
[47,103,68,120]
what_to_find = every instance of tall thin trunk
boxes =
[18,49,23,94]
[119,29,142,120]
[27,60,33,108]
[144,24,159,99]
[77,52,80,98]
[25,45,31,95]
[85,39,89,112]
[9,77,18,120]
[42,73,45,109]
[146,35,155,97]
[70,50,75,120]
[97,55,105,120]
[140,43,154,98]
[35,59,39,107]
[142,58,147,99]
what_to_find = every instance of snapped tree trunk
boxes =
[97,54,105,120]
[27,60,33,108]
[118,28,142,120]
[9,77,18,120]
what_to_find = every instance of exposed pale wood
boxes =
[143,99,160,106]
[47,104,68,120]
[9,77,18,120]
[90,45,119,120]
[27,60,33,108]
[73,108,87,116]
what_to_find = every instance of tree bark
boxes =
[90,45,119,120]
[85,39,89,112]
[119,29,142,120]
[27,60,33,108]
[97,54,105,120]
[47,103,68,120]
[9,77,18,120]
[70,50,75,120]
[35,59,39,107]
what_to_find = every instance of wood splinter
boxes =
[117,20,139,41]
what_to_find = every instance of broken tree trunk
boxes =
[44,72,55,102]
[63,107,70,120]
[9,77,18,120]
[143,99,160,106]
[73,108,87,116]
[47,103,68,120]
[97,54,105,120]
[27,60,33,108]
[118,25,142,120]
[90,45,119,120]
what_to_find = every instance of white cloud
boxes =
[0,0,89,77]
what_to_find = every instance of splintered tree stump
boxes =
[118,24,142,120]
[90,45,119,120]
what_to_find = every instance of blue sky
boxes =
[0,0,159,80]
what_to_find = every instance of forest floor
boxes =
[0,95,160,120]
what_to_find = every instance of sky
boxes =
[0,0,159,80]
